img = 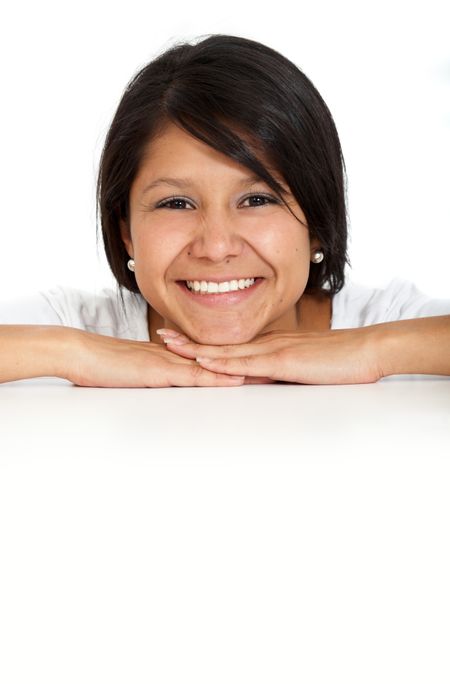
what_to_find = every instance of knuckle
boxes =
[156,362,173,387]
[191,363,206,383]
[276,347,292,363]
[222,344,238,354]
[239,356,251,370]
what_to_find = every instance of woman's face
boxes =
[121,122,320,344]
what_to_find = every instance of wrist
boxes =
[39,325,81,380]
[368,319,417,379]
[371,322,401,378]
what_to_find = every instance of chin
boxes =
[193,329,255,345]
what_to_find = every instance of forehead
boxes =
[141,122,237,168]
[135,121,286,189]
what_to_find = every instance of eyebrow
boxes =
[141,175,287,196]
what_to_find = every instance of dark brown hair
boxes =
[96,33,351,298]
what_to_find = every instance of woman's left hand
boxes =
[157,326,386,385]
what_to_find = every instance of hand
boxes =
[64,328,246,388]
[158,326,385,385]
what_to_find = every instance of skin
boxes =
[120,121,331,348]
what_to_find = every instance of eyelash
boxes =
[155,193,279,210]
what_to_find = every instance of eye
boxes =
[240,193,279,208]
[155,196,193,210]
[154,193,280,210]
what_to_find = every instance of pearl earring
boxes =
[312,250,324,264]
[127,258,135,272]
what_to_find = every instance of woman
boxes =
[1,34,449,386]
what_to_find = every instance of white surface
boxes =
[1,377,450,682]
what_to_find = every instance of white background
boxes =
[0,0,449,300]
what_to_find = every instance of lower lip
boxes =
[176,279,265,307]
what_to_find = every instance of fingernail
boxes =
[164,337,188,345]
[196,356,214,363]
[156,329,180,337]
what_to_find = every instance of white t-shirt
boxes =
[0,278,449,339]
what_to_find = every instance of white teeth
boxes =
[186,278,256,294]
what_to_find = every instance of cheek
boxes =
[266,226,311,297]
[133,229,185,274]
[259,221,310,265]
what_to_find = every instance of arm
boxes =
[158,315,450,384]
[0,325,72,384]
[377,315,450,377]
[0,325,246,387]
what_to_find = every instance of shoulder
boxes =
[0,285,149,340]
[331,277,450,328]
[43,285,149,340]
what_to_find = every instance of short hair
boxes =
[96,34,351,297]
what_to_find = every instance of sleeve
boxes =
[0,292,64,326]
[383,278,450,321]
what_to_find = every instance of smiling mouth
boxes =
[181,277,262,294]
[175,277,265,303]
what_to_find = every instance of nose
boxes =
[187,208,244,262]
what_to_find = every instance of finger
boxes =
[163,337,240,361]
[156,328,187,339]
[164,337,273,360]
[195,353,277,378]
[163,338,199,359]
[166,353,273,383]
[244,376,276,384]
[166,331,303,359]
[167,362,246,387]
[165,352,273,383]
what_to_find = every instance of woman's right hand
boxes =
[65,328,246,388]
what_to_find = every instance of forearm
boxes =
[375,316,450,377]
[0,325,74,383]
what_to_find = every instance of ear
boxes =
[119,218,134,258]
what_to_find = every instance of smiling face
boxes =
[120,121,322,344]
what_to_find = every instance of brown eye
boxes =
[156,197,193,210]
[240,194,278,207]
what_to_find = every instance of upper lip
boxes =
[179,276,262,283]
